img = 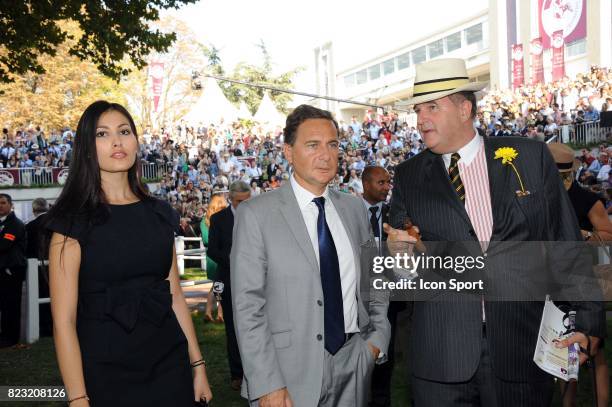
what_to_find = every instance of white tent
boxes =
[253,93,285,126]
[238,102,252,119]
[182,78,239,124]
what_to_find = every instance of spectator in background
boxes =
[26,197,52,336]
[207,181,251,391]
[0,193,27,348]
[200,194,228,323]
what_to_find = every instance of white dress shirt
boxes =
[291,175,359,333]
[441,130,481,168]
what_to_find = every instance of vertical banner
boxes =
[551,30,565,81]
[530,37,545,85]
[511,44,524,89]
[149,62,164,112]
[538,0,587,49]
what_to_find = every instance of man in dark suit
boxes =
[207,181,251,390]
[361,166,406,407]
[0,193,27,348]
[384,58,605,406]
[25,198,52,337]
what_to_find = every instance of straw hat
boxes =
[403,58,488,106]
[547,143,580,172]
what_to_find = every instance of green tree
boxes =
[203,45,224,76]
[221,41,303,114]
[0,21,126,130]
[0,0,196,83]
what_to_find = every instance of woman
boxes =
[200,194,227,323]
[46,101,212,406]
[548,143,610,407]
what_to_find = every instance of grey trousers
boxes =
[318,334,376,407]
[248,334,375,407]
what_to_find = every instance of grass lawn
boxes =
[0,316,610,406]
[179,267,208,281]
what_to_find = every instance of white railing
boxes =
[16,167,54,185]
[558,121,608,145]
[0,163,172,187]
[141,162,174,180]
[175,236,206,275]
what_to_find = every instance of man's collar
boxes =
[442,130,482,168]
[361,197,382,211]
[290,174,329,210]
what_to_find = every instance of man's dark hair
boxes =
[449,91,477,120]
[0,193,12,204]
[283,104,339,146]
[362,165,387,182]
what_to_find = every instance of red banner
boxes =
[551,30,565,81]
[538,0,587,49]
[511,44,524,89]
[530,37,545,85]
[149,62,164,112]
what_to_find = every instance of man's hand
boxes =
[554,332,601,365]
[259,388,293,407]
[367,342,381,360]
[383,223,424,253]
[383,222,418,242]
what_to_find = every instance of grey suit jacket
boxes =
[231,182,391,406]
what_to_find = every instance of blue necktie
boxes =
[312,197,345,355]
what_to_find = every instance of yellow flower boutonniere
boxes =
[494,147,530,197]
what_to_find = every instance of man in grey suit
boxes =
[231,104,391,407]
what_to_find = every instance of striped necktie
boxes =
[448,152,465,204]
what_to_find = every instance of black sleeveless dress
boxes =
[47,199,194,407]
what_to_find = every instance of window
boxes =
[368,64,381,80]
[465,23,483,45]
[397,52,411,70]
[412,46,426,64]
[344,73,355,87]
[382,58,395,75]
[356,69,367,85]
[427,39,444,59]
[445,32,461,52]
[566,39,586,57]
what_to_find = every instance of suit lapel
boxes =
[278,183,319,274]
[329,190,370,329]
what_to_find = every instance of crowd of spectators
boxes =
[1,66,610,229]
[473,65,611,140]
[146,114,425,236]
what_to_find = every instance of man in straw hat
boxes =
[383,58,605,406]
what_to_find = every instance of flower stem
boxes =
[509,162,526,193]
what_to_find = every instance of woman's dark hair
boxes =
[283,104,339,146]
[46,100,149,225]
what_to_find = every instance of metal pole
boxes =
[202,73,411,113]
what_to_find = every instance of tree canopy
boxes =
[216,41,303,115]
[0,0,196,83]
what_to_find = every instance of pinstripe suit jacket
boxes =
[389,136,605,383]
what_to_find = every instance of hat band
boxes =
[556,162,574,170]
[412,77,470,97]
